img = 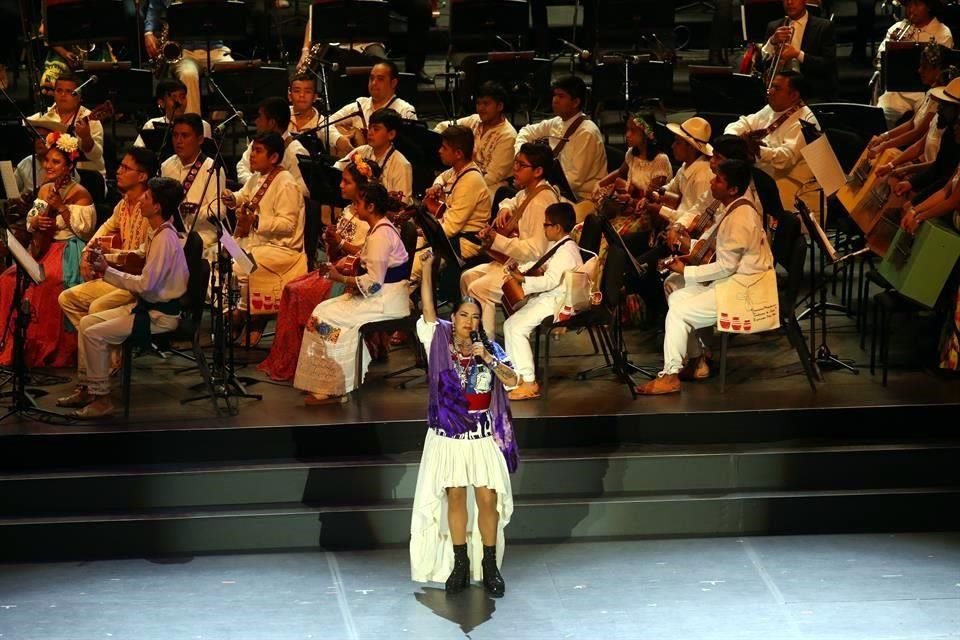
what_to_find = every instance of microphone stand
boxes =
[304,61,337,154]
[1,83,48,200]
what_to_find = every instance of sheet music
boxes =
[1,229,46,284]
[1,161,20,199]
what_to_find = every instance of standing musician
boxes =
[160,114,225,254]
[134,79,213,149]
[514,75,606,203]
[460,143,559,339]
[27,73,106,185]
[874,0,953,126]
[222,133,308,346]
[761,0,837,100]
[724,71,821,216]
[333,108,413,201]
[57,177,190,419]
[144,0,235,115]
[59,148,157,371]
[434,82,517,196]
[636,160,773,396]
[324,61,417,157]
[0,133,96,369]
[237,97,310,198]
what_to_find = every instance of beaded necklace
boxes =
[449,342,475,389]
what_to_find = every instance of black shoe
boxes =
[445,544,470,594]
[481,545,504,598]
[414,70,433,84]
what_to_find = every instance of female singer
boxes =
[409,250,519,598]
[292,182,408,404]
[0,132,95,367]
[257,159,377,381]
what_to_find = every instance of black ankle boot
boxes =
[445,544,470,594]
[481,545,505,597]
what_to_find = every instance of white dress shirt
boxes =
[435,114,518,193]
[683,200,773,284]
[519,235,583,297]
[134,116,212,148]
[515,113,607,201]
[234,169,305,252]
[29,106,105,178]
[160,152,225,250]
[877,18,954,119]
[103,220,189,303]
[334,144,413,200]
[659,155,714,224]
[324,94,417,139]
[236,134,310,198]
[289,105,340,150]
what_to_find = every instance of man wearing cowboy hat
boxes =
[724,71,821,216]
[636,116,714,228]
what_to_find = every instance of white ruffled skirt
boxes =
[409,428,514,583]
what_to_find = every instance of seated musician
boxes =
[875,0,953,126]
[58,148,157,374]
[288,73,340,152]
[636,160,773,395]
[411,125,491,281]
[502,202,583,401]
[461,143,560,339]
[0,133,95,368]
[899,116,960,234]
[14,125,78,195]
[221,133,308,346]
[434,81,517,196]
[293,183,410,405]
[724,71,821,216]
[514,75,606,202]
[595,113,673,210]
[57,177,189,418]
[761,0,837,100]
[27,73,106,187]
[325,61,417,157]
[891,81,960,203]
[257,159,378,381]
[334,108,413,200]
[38,24,115,97]
[134,79,213,149]
[160,114,225,255]
[144,0,235,115]
[237,97,310,198]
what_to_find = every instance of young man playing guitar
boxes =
[460,143,559,339]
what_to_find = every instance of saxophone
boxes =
[148,23,183,76]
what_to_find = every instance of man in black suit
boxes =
[763,0,838,100]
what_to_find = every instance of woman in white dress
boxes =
[293,182,409,404]
[409,250,520,598]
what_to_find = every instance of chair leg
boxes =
[122,343,133,419]
[719,332,729,393]
[881,307,891,387]
[870,298,879,375]
[543,327,551,399]
[533,326,541,372]
[587,326,600,355]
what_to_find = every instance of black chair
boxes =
[532,243,633,398]
[121,232,220,418]
[355,219,425,389]
[718,211,819,392]
[870,289,929,386]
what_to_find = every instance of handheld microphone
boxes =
[71,75,99,96]
[469,330,485,366]
[558,38,591,61]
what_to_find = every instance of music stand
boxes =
[592,56,674,114]
[740,0,783,42]
[881,43,943,93]
[45,0,128,46]
[333,69,418,111]
[138,126,174,160]
[448,0,530,53]
[394,120,443,198]
[166,0,248,75]
[208,66,289,117]
[413,207,465,305]
[466,53,552,120]
[596,0,674,53]
[77,66,153,138]
[298,155,345,207]
[311,0,391,46]
[689,66,767,116]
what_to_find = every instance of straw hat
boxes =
[931,77,960,104]
[666,116,713,156]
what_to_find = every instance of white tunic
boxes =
[877,18,954,118]
[334,144,413,200]
[435,114,518,193]
[493,179,561,263]
[234,169,305,252]
[160,152,225,250]
[659,155,714,224]
[236,134,311,198]
[324,94,417,139]
[430,162,491,252]
[515,113,607,201]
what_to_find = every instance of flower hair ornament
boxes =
[46,132,81,162]
[352,155,374,179]
[629,113,656,142]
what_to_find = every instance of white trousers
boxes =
[175,48,233,115]
[662,277,717,375]
[877,90,923,128]
[59,280,137,375]
[502,292,560,383]
[460,262,507,339]
[79,304,180,396]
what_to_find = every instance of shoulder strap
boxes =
[510,183,555,226]
[553,115,587,157]
[523,237,573,275]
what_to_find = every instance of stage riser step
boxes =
[1,491,957,563]
[3,446,960,514]
[3,405,958,470]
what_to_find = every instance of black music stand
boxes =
[595,0,674,53]
[208,66,289,118]
[880,43,947,93]
[311,0,391,46]
[689,66,767,116]
[166,0,247,76]
[394,120,443,198]
[45,0,128,46]
[740,0,783,42]
[299,155,345,207]
[464,53,552,120]
[592,56,674,114]
[332,69,418,111]
[448,0,530,53]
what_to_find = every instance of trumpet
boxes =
[148,23,183,76]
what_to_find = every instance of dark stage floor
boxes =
[0,305,956,436]
[2,532,959,639]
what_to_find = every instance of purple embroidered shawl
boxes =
[426,319,519,473]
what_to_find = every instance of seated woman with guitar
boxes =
[0,132,96,368]
[221,133,308,347]
[293,183,409,405]
[256,158,378,381]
